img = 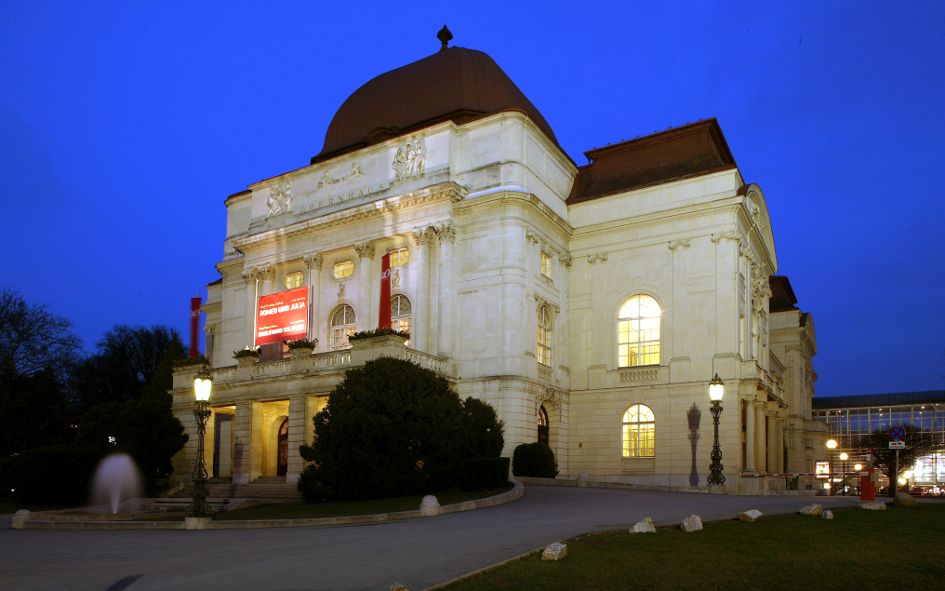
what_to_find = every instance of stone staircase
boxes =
[171,476,299,502]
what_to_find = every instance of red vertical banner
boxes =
[379,253,392,329]
[189,297,202,357]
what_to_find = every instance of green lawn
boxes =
[213,485,513,521]
[444,503,945,591]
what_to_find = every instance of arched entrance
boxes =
[537,405,549,446]
[276,418,288,476]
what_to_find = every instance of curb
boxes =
[14,480,525,531]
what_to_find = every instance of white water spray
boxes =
[91,454,142,514]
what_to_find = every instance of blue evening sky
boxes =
[1,1,943,396]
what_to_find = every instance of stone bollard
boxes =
[630,516,656,534]
[798,504,824,517]
[680,514,703,532]
[860,501,887,511]
[184,516,210,530]
[541,542,568,561]
[576,472,589,488]
[894,492,918,507]
[11,510,30,529]
[419,495,440,517]
[738,509,762,522]
[821,510,834,520]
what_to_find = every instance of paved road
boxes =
[0,486,859,591]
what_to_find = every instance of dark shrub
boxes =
[0,444,100,505]
[460,456,510,491]
[512,442,558,478]
[298,358,505,501]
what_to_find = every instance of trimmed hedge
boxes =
[512,442,558,478]
[460,456,510,491]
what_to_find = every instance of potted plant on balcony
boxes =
[287,338,317,359]
[233,346,259,367]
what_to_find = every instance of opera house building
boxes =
[171,31,828,495]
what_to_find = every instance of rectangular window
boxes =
[540,252,553,278]
[333,260,354,279]
[284,271,303,290]
[389,247,410,267]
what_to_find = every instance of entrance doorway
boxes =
[276,418,288,476]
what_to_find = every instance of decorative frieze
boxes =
[619,367,659,383]
[558,252,572,268]
[587,252,609,265]
[315,162,363,190]
[710,230,741,245]
[668,238,692,250]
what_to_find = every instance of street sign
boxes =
[889,426,906,442]
[889,441,906,449]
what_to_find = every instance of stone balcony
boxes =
[172,334,451,390]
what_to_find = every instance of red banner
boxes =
[255,287,308,346]
[189,297,201,357]
[379,253,391,329]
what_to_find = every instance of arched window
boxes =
[329,305,356,350]
[537,305,553,367]
[622,404,655,458]
[391,295,412,335]
[537,405,550,446]
[618,295,661,367]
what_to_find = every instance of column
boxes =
[744,398,756,472]
[354,241,376,329]
[766,413,779,474]
[286,394,306,481]
[411,227,434,353]
[303,254,323,345]
[776,416,786,473]
[436,222,455,356]
[242,270,258,348]
[754,401,767,473]
[232,401,254,484]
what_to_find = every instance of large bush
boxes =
[512,442,558,478]
[0,444,100,505]
[298,357,505,501]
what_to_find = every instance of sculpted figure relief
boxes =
[392,137,425,181]
[267,183,292,217]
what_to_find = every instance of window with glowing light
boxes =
[389,247,410,267]
[622,404,655,458]
[618,295,661,367]
[329,305,356,350]
[284,271,303,290]
[333,260,354,280]
[391,295,412,336]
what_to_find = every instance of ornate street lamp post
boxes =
[707,373,726,486]
[826,438,838,496]
[190,369,213,517]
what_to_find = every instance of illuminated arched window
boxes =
[622,404,655,458]
[391,295,412,335]
[329,305,356,350]
[618,295,661,367]
[537,305,553,367]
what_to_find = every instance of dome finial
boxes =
[437,25,453,51]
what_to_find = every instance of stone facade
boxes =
[170,44,821,496]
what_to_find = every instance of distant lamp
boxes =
[854,463,863,471]
[706,373,725,487]
[826,439,838,450]
[904,470,913,480]
[898,477,907,486]
[839,452,849,461]
[190,369,213,517]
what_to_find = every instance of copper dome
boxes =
[311,45,559,164]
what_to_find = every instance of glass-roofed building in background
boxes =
[812,391,945,488]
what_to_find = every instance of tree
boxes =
[0,289,81,381]
[868,423,944,487]
[72,325,183,409]
[298,357,504,501]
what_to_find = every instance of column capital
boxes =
[302,253,323,270]
[353,241,376,260]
